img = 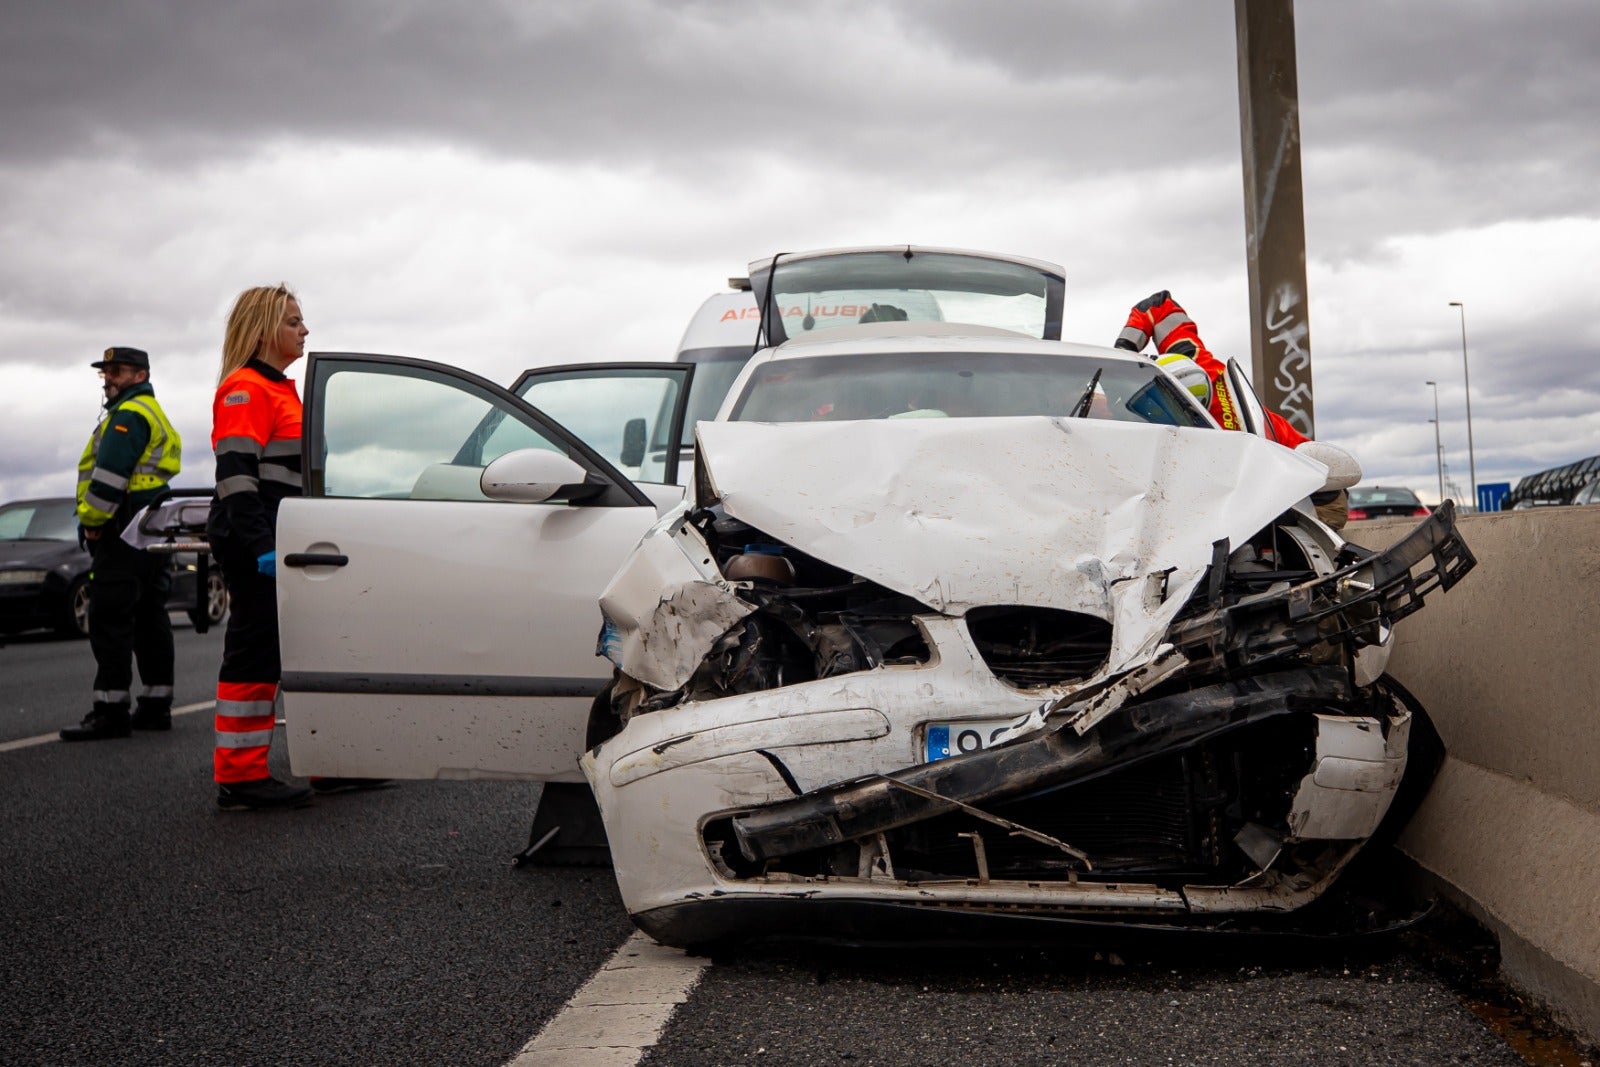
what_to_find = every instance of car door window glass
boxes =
[517,374,685,483]
[318,365,567,501]
[1225,359,1276,441]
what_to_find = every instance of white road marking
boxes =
[0,700,215,753]
[506,930,711,1067]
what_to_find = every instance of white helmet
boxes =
[1156,353,1212,409]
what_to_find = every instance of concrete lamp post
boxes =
[1448,301,1478,506]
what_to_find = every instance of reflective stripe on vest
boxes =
[119,395,183,489]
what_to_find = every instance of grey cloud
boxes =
[3,0,1598,504]
[0,2,1245,179]
[7,1,1595,249]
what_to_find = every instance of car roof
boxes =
[748,244,1065,281]
[756,327,1145,365]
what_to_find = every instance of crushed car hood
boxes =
[695,417,1328,675]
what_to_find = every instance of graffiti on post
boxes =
[1265,282,1314,437]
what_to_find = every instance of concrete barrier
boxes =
[1348,507,1600,1043]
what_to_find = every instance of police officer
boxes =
[60,347,183,741]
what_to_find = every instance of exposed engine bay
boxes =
[583,417,1474,946]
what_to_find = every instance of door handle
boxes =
[283,552,349,568]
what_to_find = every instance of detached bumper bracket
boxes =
[1172,501,1476,669]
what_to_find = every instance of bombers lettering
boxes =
[1212,379,1239,431]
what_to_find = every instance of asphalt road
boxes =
[1,627,1532,1066]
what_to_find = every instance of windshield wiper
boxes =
[1070,368,1103,418]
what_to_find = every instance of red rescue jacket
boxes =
[1116,292,1309,449]
[206,359,303,559]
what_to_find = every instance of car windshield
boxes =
[1350,488,1421,506]
[0,500,77,541]
[728,350,1212,428]
[752,251,1065,345]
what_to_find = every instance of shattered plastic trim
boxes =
[597,506,753,692]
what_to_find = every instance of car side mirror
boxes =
[619,417,647,468]
[1295,441,1362,492]
[480,448,604,503]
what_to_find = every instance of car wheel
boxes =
[585,677,624,751]
[189,571,228,628]
[58,576,91,639]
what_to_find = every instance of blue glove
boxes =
[256,550,276,577]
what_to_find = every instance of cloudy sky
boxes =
[4,0,1597,507]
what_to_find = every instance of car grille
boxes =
[964,606,1112,687]
[893,753,1214,880]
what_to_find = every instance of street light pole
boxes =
[1426,380,1445,504]
[1448,301,1477,506]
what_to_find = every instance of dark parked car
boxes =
[1348,485,1431,521]
[0,497,226,638]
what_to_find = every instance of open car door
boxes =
[1224,357,1282,443]
[278,352,685,782]
[511,362,694,493]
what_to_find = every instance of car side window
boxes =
[316,364,566,501]
[513,366,693,484]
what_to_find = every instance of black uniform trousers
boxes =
[213,541,280,686]
[88,533,174,700]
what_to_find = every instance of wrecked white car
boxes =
[576,251,1474,947]
[274,247,1472,948]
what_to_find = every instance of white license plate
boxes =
[924,720,1014,763]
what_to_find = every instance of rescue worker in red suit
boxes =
[1115,291,1349,529]
[208,285,311,809]
[208,286,385,809]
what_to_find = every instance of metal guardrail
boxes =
[1503,453,1600,509]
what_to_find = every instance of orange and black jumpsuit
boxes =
[1115,291,1310,448]
[207,359,302,785]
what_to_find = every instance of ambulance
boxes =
[512,277,944,486]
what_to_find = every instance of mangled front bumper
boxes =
[726,669,1353,865]
[584,469,1473,947]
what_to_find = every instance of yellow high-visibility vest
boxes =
[76,392,182,526]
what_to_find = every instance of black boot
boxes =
[60,702,132,742]
[217,778,314,811]
[130,697,172,731]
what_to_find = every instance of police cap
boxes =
[90,346,150,370]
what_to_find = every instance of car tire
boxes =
[189,571,228,629]
[58,575,91,639]
[584,677,624,751]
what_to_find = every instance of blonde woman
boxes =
[207,285,312,809]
